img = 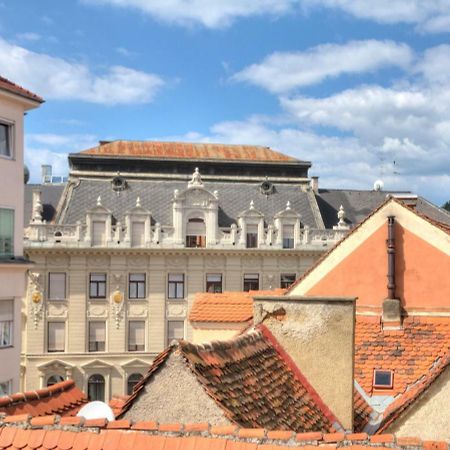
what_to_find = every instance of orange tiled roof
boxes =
[0,415,442,450]
[353,389,374,433]
[0,76,43,103]
[355,316,450,397]
[0,380,88,417]
[109,395,130,418]
[80,140,299,162]
[119,325,339,432]
[190,289,285,323]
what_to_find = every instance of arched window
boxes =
[127,373,143,395]
[46,374,64,387]
[88,374,105,401]
[186,218,206,248]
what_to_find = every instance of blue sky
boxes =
[2,1,450,205]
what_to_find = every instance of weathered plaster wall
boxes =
[122,352,230,425]
[191,327,241,344]
[255,298,355,431]
[386,366,450,440]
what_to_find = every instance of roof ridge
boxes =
[0,75,43,103]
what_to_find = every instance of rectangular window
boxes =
[88,322,106,352]
[168,273,185,299]
[246,225,258,248]
[185,235,206,248]
[131,222,145,247]
[92,221,106,246]
[206,274,222,293]
[0,123,11,157]
[0,208,14,258]
[47,322,65,352]
[243,273,259,292]
[48,273,66,301]
[167,320,184,346]
[89,273,106,299]
[129,273,146,299]
[280,273,296,289]
[128,321,145,351]
[373,370,394,389]
[282,225,295,249]
[0,300,13,348]
[0,380,12,397]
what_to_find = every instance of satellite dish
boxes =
[373,179,384,191]
[77,401,115,421]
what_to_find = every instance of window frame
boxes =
[89,273,107,299]
[373,369,394,389]
[243,273,259,292]
[0,299,13,348]
[88,321,106,352]
[0,208,14,258]
[206,273,223,293]
[127,373,144,395]
[48,272,66,301]
[280,273,297,289]
[168,273,185,300]
[0,120,13,160]
[246,232,258,249]
[87,374,105,402]
[128,273,146,300]
[166,320,185,346]
[0,379,12,397]
[128,320,145,352]
[47,321,66,353]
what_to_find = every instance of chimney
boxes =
[41,164,52,184]
[310,176,319,194]
[382,216,402,328]
[253,295,356,431]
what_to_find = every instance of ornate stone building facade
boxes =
[22,141,352,399]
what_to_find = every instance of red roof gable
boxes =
[0,380,87,417]
[80,141,299,162]
[0,76,43,103]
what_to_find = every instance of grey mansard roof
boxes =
[24,184,65,225]
[58,178,323,228]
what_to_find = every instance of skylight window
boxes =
[373,369,393,389]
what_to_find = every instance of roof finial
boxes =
[96,196,102,206]
[249,200,255,210]
[136,197,141,207]
[286,201,291,210]
[337,205,346,226]
[188,167,203,187]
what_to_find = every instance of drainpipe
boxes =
[387,216,396,299]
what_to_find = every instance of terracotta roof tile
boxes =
[0,381,88,418]
[353,390,373,433]
[118,325,338,433]
[0,76,43,103]
[79,141,299,163]
[190,290,285,323]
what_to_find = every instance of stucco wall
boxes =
[191,327,242,344]
[386,366,450,440]
[122,352,230,424]
[255,298,355,431]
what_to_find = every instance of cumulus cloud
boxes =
[81,0,294,28]
[0,38,164,105]
[232,40,413,93]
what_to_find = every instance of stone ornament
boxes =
[188,167,203,187]
[111,290,124,329]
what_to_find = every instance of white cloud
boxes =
[232,40,413,93]
[16,32,41,41]
[303,0,450,33]
[81,0,294,28]
[0,37,164,105]
[416,44,450,84]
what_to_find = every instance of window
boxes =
[87,374,105,401]
[243,273,259,292]
[129,273,146,299]
[280,273,296,289]
[373,370,394,389]
[47,375,64,387]
[128,321,145,351]
[47,322,65,352]
[0,380,12,397]
[127,373,143,395]
[282,225,295,249]
[0,123,11,157]
[48,273,66,301]
[186,218,206,248]
[92,221,106,246]
[0,300,13,348]
[167,320,184,346]
[0,208,14,258]
[206,274,222,293]
[89,273,106,299]
[131,222,145,247]
[168,274,185,299]
[88,322,106,352]
[246,225,258,248]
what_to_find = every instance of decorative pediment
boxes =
[122,358,151,369]
[125,197,151,217]
[238,200,264,218]
[87,196,112,216]
[37,359,74,371]
[274,201,301,219]
[81,359,114,370]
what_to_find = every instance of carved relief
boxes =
[167,256,187,267]
[128,304,148,317]
[28,272,44,329]
[166,303,187,318]
[243,256,261,268]
[206,256,225,268]
[111,290,124,329]
[278,256,298,269]
[47,303,68,318]
[87,304,108,318]
[88,256,109,267]
[128,255,148,267]
[48,256,69,266]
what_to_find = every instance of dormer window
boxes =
[186,218,206,248]
[246,225,258,248]
[92,221,106,246]
[282,225,295,249]
[373,369,393,389]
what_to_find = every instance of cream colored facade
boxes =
[0,82,41,395]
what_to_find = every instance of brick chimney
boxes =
[253,295,356,431]
[310,176,319,194]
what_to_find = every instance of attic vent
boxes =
[260,180,274,195]
[111,176,127,192]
